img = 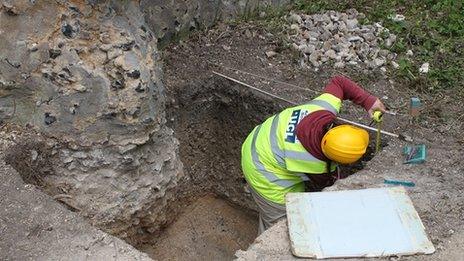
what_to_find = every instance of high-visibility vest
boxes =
[241,93,342,204]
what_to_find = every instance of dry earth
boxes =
[162,21,464,260]
[1,9,463,261]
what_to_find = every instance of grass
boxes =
[251,0,464,97]
[301,0,464,96]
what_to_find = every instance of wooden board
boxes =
[286,187,435,259]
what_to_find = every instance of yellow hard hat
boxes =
[321,125,369,164]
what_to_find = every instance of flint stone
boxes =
[309,51,320,64]
[322,41,332,51]
[320,31,332,41]
[338,21,347,32]
[302,31,310,39]
[324,21,336,31]
[391,14,405,22]
[265,51,278,58]
[312,14,324,23]
[346,19,358,30]
[100,44,113,51]
[391,61,400,69]
[308,31,320,38]
[348,36,363,42]
[363,32,376,42]
[321,14,330,23]
[359,26,371,33]
[373,58,385,67]
[108,49,122,60]
[303,20,314,28]
[114,52,139,71]
[301,44,316,54]
[325,49,336,59]
[292,43,300,51]
[419,62,430,73]
[72,84,87,92]
[334,62,344,68]
[28,42,39,52]
[385,34,397,47]
[288,13,302,24]
[290,24,300,32]
[379,49,389,58]
[330,14,339,21]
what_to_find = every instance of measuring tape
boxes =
[373,111,383,154]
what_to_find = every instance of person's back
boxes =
[241,75,386,234]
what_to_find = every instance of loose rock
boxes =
[287,10,397,70]
[419,62,430,74]
[288,13,302,24]
[265,51,277,58]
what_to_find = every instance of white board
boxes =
[286,187,435,259]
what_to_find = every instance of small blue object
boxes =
[410,97,421,107]
[403,144,426,164]
[410,97,422,117]
[384,179,415,187]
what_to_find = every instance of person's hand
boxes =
[368,98,386,117]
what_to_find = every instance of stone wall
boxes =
[0,0,183,240]
[141,0,289,46]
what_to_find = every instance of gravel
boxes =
[287,9,397,71]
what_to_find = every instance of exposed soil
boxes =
[140,194,258,260]
[2,11,463,261]
[161,20,464,259]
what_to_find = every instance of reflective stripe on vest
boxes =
[251,124,295,188]
[245,93,342,203]
[307,99,337,114]
[270,114,286,168]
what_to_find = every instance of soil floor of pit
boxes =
[139,194,258,260]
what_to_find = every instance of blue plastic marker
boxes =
[384,179,415,187]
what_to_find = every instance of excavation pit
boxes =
[144,76,380,259]
[4,76,379,260]
[139,194,258,260]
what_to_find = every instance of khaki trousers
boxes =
[249,186,287,235]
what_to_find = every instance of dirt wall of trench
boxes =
[166,77,284,210]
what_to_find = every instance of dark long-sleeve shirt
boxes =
[295,76,376,190]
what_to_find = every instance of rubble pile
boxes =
[287,9,398,70]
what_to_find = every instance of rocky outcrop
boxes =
[0,0,182,241]
[141,0,289,46]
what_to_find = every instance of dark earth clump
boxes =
[4,139,54,186]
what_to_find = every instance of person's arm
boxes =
[296,76,385,162]
[323,75,386,115]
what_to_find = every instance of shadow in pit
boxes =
[156,77,380,260]
[140,77,285,260]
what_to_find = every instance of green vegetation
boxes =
[253,0,464,96]
[296,0,464,95]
